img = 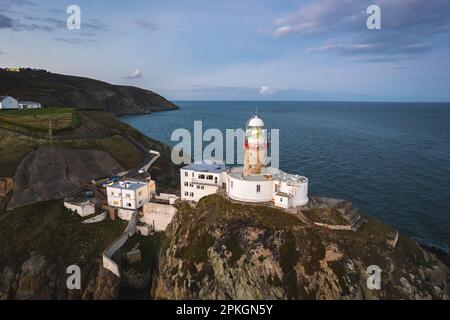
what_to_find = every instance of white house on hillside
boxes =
[0,96,18,109]
[106,180,150,210]
[18,101,41,109]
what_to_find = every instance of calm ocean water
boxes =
[123,101,450,252]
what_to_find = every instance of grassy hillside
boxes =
[0,201,127,268]
[0,109,180,210]
[0,107,79,132]
[0,68,178,116]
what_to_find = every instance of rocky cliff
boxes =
[154,194,450,300]
[0,201,126,300]
[0,68,178,115]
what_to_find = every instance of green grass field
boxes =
[0,107,79,132]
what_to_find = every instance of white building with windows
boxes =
[106,180,149,210]
[0,96,18,109]
[18,101,41,109]
[180,163,228,202]
[180,114,309,209]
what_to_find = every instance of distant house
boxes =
[18,101,41,109]
[0,96,18,110]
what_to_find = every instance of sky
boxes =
[0,0,449,101]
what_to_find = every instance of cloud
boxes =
[271,0,450,61]
[0,14,14,28]
[54,37,99,45]
[130,18,159,31]
[125,69,143,79]
[258,85,285,96]
[0,0,35,12]
[1,1,108,36]
[273,25,292,37]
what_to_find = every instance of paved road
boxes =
[120,134,161,178]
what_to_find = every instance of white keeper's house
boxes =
[106,180,152,210]
[180,114,309,209]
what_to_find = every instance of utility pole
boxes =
[49,116,53,144]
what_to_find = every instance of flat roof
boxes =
[108,180,147,191]
[228,171,272,181]
[228,167,308,184]
[18,101,40,104]
[181,163,228,173]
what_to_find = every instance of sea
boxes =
[123,101,450,253]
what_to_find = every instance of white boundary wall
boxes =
[102,210,137,277]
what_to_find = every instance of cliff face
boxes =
[0,201,126,300]
[154,194,450,300]
[0,252,119,300]
[0,69,178,115]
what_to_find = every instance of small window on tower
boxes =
[256,185,261,193]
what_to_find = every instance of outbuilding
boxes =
[18,101,41,109]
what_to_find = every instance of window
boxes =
[275,184,279,192]
[256,185,261,193]
[139,200,143,205]
[196,185,200,189]
[138,191,142,196]
[190,192,194,197]
[231,181,233,188]
[184,192,189,196]
[184,171,188,177]
[113,201,119,205]
[198,174,205,179]
[127,203,132,207]
[214,177,218,184]
[111,191,114,195]
[207,175,213,180]
[280,197,283,202]
[189,183,193,187]
[184,182,188,186]
[126,194,131,198]
[201,186,204,190]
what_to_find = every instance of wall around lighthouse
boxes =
[227,176,273,203]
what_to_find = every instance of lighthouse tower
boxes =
[244,115,267,175]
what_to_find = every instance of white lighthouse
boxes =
[180,113,309,208]
[244,115,267,175]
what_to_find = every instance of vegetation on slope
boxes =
[0,201,126,270]
[0,68,178,115]
[0,109,179,192]
[0,107,79,133]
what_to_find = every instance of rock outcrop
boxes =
[154,194,450,300]
[0,252,120,300]
[8,147,123,209]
